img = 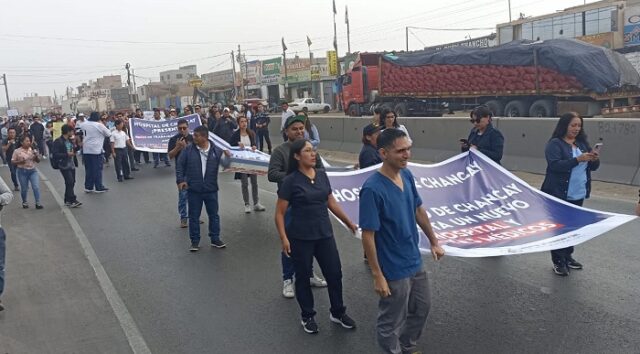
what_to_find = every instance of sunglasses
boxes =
[178,126,188,131]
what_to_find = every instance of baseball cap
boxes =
[363,123,381,136]
[223,107,230,112]
[284,115,306,129]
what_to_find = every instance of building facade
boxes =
[159,65,197,85]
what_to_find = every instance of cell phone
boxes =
[459,138,469,145]
[593,143,603,154]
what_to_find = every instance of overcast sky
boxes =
[0,0,591,105]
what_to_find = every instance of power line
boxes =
[0,33,270,45]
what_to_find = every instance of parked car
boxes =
[289,98,331,114]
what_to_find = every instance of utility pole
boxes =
[237,45,246,101]
[1,74,10,109]
[282,37,289,101]
[125,63,134,111]
[231,50,238,102]
[508,0,512,22]
[406,27,409,51]
[132,69,138,108]
[332,0,339,78]
[307,36,313,98]
[345,5,351,54]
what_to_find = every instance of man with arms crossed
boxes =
[359,128,445,354]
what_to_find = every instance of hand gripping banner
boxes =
[327,150,636,257]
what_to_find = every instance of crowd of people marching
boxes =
[0,101,638,354]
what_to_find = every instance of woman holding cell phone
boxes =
[541,112,601,277]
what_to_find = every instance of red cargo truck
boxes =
[340,40,640,118]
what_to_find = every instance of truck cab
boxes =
[341,53,380,116]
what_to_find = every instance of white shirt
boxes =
[240,134,251,148]
[280,108,295,131]
[82,121,111,155]
[110,130,129,148]
[197,142,210,178]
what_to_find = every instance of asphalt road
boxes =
[5,159,640,354]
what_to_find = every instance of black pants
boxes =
[134,150,149,163]
[8,163,18,188]
[114,148,130,179]
[551,198,584,265]
[60,168,77,204]
[127,146,136,167]
[257,128,272,153]
[289,237,345,319]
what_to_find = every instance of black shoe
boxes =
[330,313,356,329]
[22,202,28,209]
[94,187,109,193]
[210,240,226,248]
[553,263,569,276]
[567,258,583,270]
[118,177,123,182]
[124,176,134,180]
[131,168,140,171]
[189,243,200,252]
[69,201,82,208]
[301,317,319,334]
[35,203,44,210]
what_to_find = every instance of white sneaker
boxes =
[310,273,327,287]
[254,203,266,212]
[244,204,252,213]
[282,279,295,298]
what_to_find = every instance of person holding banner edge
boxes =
[460,105,504,164]
[541,112,600,277]
[176,126,231,252]
[229,116,266,213]
[359,128,445,354]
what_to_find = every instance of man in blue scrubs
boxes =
[359,128,445,354]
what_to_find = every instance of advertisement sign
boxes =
[328,151,636,257]
[245,60,262,86]
[261,57,282,85]
[6,109,19,117]
[284,58,311,84]
[327,50,338,76]
[624,6,640,47]
[202,69,235,88]
[129,114,201,153]
[577,32,614,48]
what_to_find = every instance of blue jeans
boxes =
[178,189,188,220]
[17,168,40,203]
[83,154,105,190]
[187,190,220,244]
[0,228,5,296]
[153,153,170,166]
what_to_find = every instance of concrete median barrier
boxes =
[266,115,640,186]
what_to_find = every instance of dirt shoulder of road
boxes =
[319,149,640,203]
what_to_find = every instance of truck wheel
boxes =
[348,104,360,117]
[394,103,408,117]
[484,100,504,116]
[323,106,330,113]
[504,100,529,117]
[528,99,555,117]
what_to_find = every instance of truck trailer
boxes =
[340,39,640,118]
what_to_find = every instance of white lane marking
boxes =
[37,169,151,354]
